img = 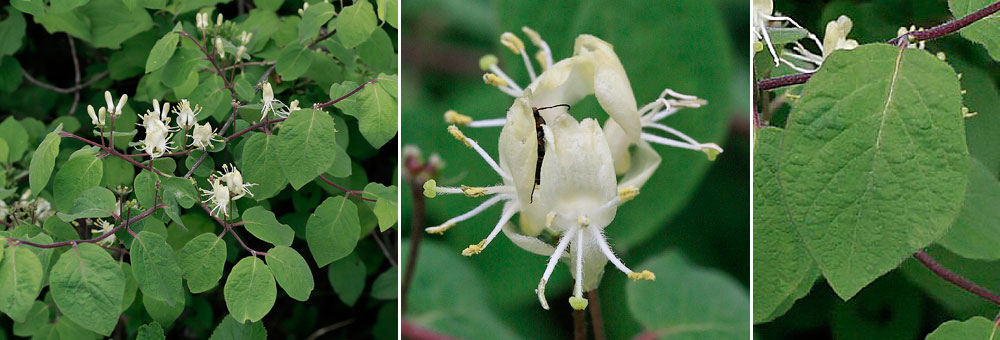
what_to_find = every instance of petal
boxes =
[574,35,641,141]
[501,222,567,258]
[617,140,662,191]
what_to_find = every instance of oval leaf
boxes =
[50,243,125,336]
[131,231,184,304]
[276,109,338,189]
[0,247,44,322]
[265,246,314,301]
[306,196,360,267]
[224,256,276,323]
[28,128,61,195]
[177,233,227,293]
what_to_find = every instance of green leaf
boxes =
[189,75,230,121]
[627,251,750,339]
[363,182,397,231]
[763,27,808,47]
[143,293,184,326]
[12,301,51,337]
[275,42,312,81]
[0,247,44,322]
[0,56,23,93]
[375,0,398,28]
[136,322,165,340]
[240,133,287,200]
[209,315,267,340]
[131,231,184,305]
[938,158,1000,260]
[0,6,26,56]
[751,128,818,323]
[121,262,138,311]
[52,150,103,211]
[254,0,282,11]
[337,0,378,48]
[356,28,395,73]
[926,317,993,340]
[162,176,198,209]
[49,243,125,336]
[0,117,27,163]
[777,44,968,299]
[276,109,338,189]
[133,169,157,210]
[177,233,227,293]
[242,206,294,247]
[950,0,1000,61]
[264,246,314,301]
[351,75,397,148]
[146,32,179,73]
[371,267,396,300]
[11,0,43,16]
[297,1,335,43]
[29,128,62,195]
[56,186,116,221]
[326,253,365,306]
[101,155,135,188]
[49,0,89,13]
[224,256,277,323]
[306,196,360,267]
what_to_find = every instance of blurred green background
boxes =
[756,0,1000,339]
[401,0,750,339]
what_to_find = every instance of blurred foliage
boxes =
[401,0,749,339]
[756,0,1000,339]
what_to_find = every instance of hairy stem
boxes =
[60,131,166,176]
[574,309,587,340]
[914,250,1000,306]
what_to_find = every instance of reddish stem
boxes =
[59,131,166,176]
[5,205,166,248]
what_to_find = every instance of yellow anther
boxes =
[460,185,488,197]
[500,32,525,55]
[521,26,543,46]
[444,110,473,125]
[462,240,486,256]
[569,296,589,310]
[618,187,639,202]
[447,125,472,148]
[479,54,499,71]
[628,270,656,281]
[423,179,438,198]
[425,222,454,234]
[483,73,508,87]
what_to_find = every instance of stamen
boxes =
[444,110,473,125]
[536,225,577,310]
[618,187,639,202]
[591,225,634,275]
[468,118,507,128]
[483,73,509,88]
[522,26,553,69]
[627,270,656,281]
[488,65,523,94]
[569,228,588,310]
[447,125,511,181]
[645,123,702,147]
[425,195,506,234]
[462,240,486,256]
[473,202,519,252]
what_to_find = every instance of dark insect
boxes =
[530,104,571,203]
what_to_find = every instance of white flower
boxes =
[215,37,226,59]
[92,219,117,246]
[104,91,128,117]
[779,15,859,73]
[752,0,822,67]
[218,164,256,200]
[140,129,174,159]
[260,82,289,120]
[216,13,223,27]
[0,200,8,221]
[174,99,201,130]
[288,99,300,112]
[200,178,231,217]
[189,122,222,150]
[426,30,729,310]
[196,12,209,32]
[239,31,252,46]
[87,105,107,127]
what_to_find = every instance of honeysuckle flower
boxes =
[87,105,107,127]
[287,99,300,112]
[298,2,309,15]
[259,82,289,120]
[779,15,859,73]
[200,178,231,217]
[139,129,174,159]
[104,91,128,117]
[427,29,726,311]
[92,219,116,246]
[215,37,225,59]
[138,99,174,136]
[239,31,252,45]
[196,12,209,32]
[217,163,256,200]
[216,13,223,27]
[0,200,7,221]
[752,0,822,67]
[189,122,222,150]
[174,99,201,130]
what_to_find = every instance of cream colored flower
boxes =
[175,99,201,130]
[200,178,231,217]
[189,122,222,150]
[218,163,256,200]
[752,0,822,68]
[140,129,174,159]
[87,105,107,127]
[92,219,117,246]
[260,82,290,120]
[104,91,128,117]
[780,15,859,73]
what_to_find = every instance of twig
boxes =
[19,70,110,94]
[304,319,354,340]
[67,34,82,116]
[0,219,14,228]
[227,118,287,141]
[913,250,1000,306]
[314,78,379,109]
[401,180,425,313]
[308,29,337,48]
[201,203,266,256]
[317,174,377,202]
[758,0,1000,92]
[401,320,464,340]
[370,230,397,266]
[60,131,166,176]
[5,205,166,248]
[573,309,587,340]
[588,290,606,340]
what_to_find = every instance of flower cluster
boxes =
[259,81,299,121]
[752,0,859,73]
[0,190,54,224]
[425,28,723,310]
[200,164,257,218]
